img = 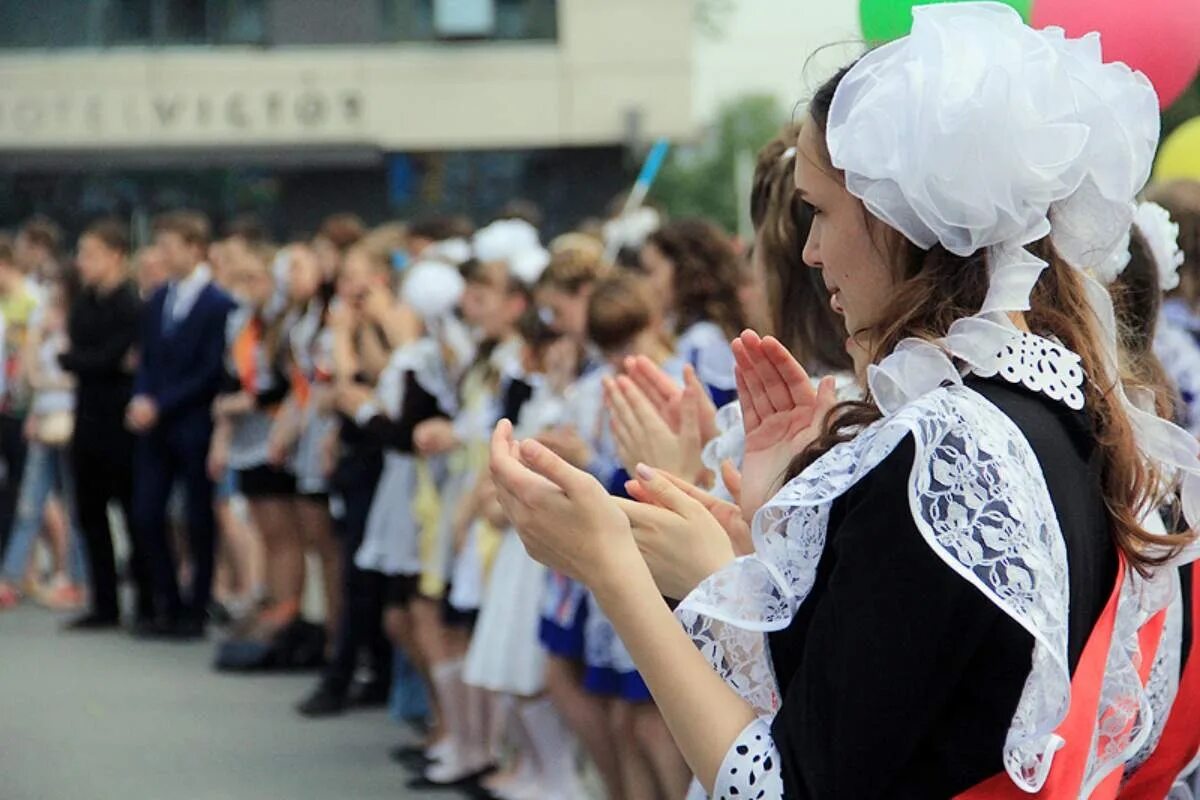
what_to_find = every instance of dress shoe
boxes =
[63,612,120,632]
[296,683,348,717]
[349,678,391,708]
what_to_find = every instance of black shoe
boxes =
[173,617,207,641]
[297,683,348,717]
[349,679,392,708]
[63,612,120,632]
[131,616,175,639]
[406,764,496,790]
[390,744,432,770]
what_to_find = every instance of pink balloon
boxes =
[1032,0,1200,109]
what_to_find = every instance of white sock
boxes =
[519,697,583,800]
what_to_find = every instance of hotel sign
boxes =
[0,85,366,146]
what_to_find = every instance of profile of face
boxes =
[14,232,46,273]
[312,235,341,282]
[461,266,526,340]
[639,242,676,318]
[135,246,169,296]
[539,285,591,340]
[154,230,204,280]
[795,122,898,374]
[76,234,122,288]
[741,245,772,334]
[226,253,274,309]
[336,248,388,310]
[287,244,322,304]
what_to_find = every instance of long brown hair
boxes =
[1145,180,1200,313]
[1112,226,1175,418]
[751,125,853,374]
[646,219,746,339]
[794,65,1188,572]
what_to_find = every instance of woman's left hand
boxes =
[615,465,739,599]
[490,420,642,587]
[605,374,705,483]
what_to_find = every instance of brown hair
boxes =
[538,247,612,295]
[751,125,853,374]
[408,215,475,244]
[153,210,211,249]
[1144,180,1200,313]
[18,215,62,257]
[224,213,270,246]
[646,219,747,339]
[82,218,130,256]
[1111,225,1174,418]
[317,213,367,253]
[587,271,658,353]
[461,258,527,298]
[0,233,14,266]
[796,64,1187,572]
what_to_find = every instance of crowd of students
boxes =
[10,7,1200,798]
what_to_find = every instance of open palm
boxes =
[735,331,838,521]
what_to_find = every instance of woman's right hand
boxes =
[734,331,837,522]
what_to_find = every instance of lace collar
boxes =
[970,330,1085,411]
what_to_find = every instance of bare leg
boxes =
[295,497,340,642]
[247,497,305,632]
[412,596,449,744]
[611,700,658,800]
[42,496,68,577]
[634,703,691,800]
[544,656,626,800]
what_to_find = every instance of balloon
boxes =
[859,0,1031,43]
[1032,0,1200,110]
[1155,117,1200,181]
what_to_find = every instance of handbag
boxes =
[35,410,75,447]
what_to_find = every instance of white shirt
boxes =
[164,263,212,328]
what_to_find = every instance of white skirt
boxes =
[463,531,548,696]
[447,521,485,612]
[354,452,420,576]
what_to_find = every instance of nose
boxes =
[801,226,822,270]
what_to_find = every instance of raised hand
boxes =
[490,420,640,586]
[624,357,720,444]
[604,374,705,482]
[614,464,739,599]
[734,331,837,521]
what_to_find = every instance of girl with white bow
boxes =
[489,4,1200,798]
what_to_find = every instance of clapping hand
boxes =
[734,331,837,522]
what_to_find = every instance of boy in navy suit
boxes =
[128,211,235,639]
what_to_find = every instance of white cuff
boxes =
[712,717,784,800]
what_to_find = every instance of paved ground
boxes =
[0,605,458,800]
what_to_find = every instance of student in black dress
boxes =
[488,5,1200,798]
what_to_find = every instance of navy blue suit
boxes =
[133,279,235,624]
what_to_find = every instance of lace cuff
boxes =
[712,718,784,800]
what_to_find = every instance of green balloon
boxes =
[859,0,1033,43]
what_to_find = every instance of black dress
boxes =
[766,377,1117,799]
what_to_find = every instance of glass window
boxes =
[0,0,265,48]
[0,0,94,48]
[380,0,555,43]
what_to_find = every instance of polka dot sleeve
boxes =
[712,718,784,799]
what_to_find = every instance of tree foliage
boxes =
[651,94,785,233]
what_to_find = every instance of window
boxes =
[0,0,266,48]
[380,0,556,43]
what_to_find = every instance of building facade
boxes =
[0,0,694,237]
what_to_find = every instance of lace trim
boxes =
[677,385,1073,791]
[712,718,784,800]
[970,330,1086,411]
